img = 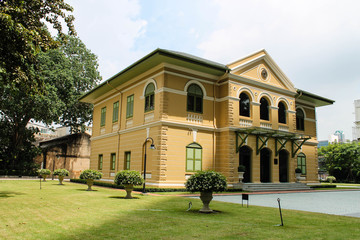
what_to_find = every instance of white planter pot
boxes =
[295,173,301,182]
[238,172,244,183]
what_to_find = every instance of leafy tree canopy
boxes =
[319,142,360,183]
[0,0,75,91]
[0,35,101,170]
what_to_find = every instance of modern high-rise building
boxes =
[353,100,360,140]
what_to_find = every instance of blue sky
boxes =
[67,0,360,140]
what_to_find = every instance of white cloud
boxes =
[197,0,360,139]
[67,0,147,79]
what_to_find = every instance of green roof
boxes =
[79,48,228,103]
[79,48,335,108]
[296,89,334,107]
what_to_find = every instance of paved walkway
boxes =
[212,190,360,218]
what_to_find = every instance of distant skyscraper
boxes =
[353,100,360,140]
[329,130,345,143]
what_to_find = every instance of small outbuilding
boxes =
[39,133,91,179]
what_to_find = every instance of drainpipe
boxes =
[213,69,230,170]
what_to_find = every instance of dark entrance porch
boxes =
[260,148,271,183]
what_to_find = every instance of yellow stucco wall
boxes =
[86,55,322,187]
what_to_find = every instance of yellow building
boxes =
[80,49,333,189]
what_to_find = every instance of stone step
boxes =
[242,183,312,192]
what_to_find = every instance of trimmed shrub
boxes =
[38,169,51,176]
[295,168,302,174]
[79,169,102,180]
[114,170,144,186]
[185,170,227,193]
[53,169,69,176]
[238,165,246,172]
[310,185,336,189]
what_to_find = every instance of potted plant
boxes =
[185,170,227,213]
[53,169,69,185]
[295,168,302,182]
[237,165,246,183]
[114,170,144,199]
[38,169,51,182]
[326,176,336,184]
[79,169,103,191]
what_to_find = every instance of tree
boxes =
[0,35,101,171]
[38,35,101,132]
[0,0,75,92]
[319,142,360,183]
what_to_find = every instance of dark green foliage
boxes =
[0,35,101,171]
[319,142,360,183]
[0,0,75,92]
[114,170,144,186]
[79,169,103,180]
[53,169,69,176]
[238,165,246,172]
[295,168,302,173]
[70,179,242,192]
[185,170,227,192]
[310,185,336,189]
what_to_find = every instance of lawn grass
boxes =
[1,180,360,240]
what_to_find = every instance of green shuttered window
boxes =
[297,153,306,175]
[98,154,103,170]
[187,84,203,113]
[110,153,116,170]
[186,143,202,171]
[100,107,106,127]
[112,101,119,123]
[124,152,131,170]
[126,95,134,118]
[144,83,155,112]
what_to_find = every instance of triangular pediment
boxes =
[227,50,296,92]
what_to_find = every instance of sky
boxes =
[66,0,360,141]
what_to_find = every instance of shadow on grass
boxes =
[50,196,246,240]
[108,196,140,199]
[75,189,99,192]
[0,191,25,198]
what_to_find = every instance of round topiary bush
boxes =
[185,170,227,193]
[38,169,51,181]
[185,170,227,213]
[114,170,144,186]
[79,169,103,191]
[53,169,69,185]
[80,169,103,180]
[114,170,144,199]
[295,168,302,174]
[54,169,69,176]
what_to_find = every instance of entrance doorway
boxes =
[239,146,252,183]
[279,150,289,182]
[260,148,271,182]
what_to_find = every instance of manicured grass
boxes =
[1,180,360,239]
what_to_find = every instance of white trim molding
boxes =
[184,80,208,97]
[237,87,255,101]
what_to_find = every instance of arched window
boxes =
[278,102,286,124]
[260,97,269,120]
[296,108,305,131]
[144,83,155,112]
[186,143,202,171]
[297,153,306,175]
[239,93,250,117]
[187,84,203,113]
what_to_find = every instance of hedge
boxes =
[70,179,244,192]
[310,185,337,189]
